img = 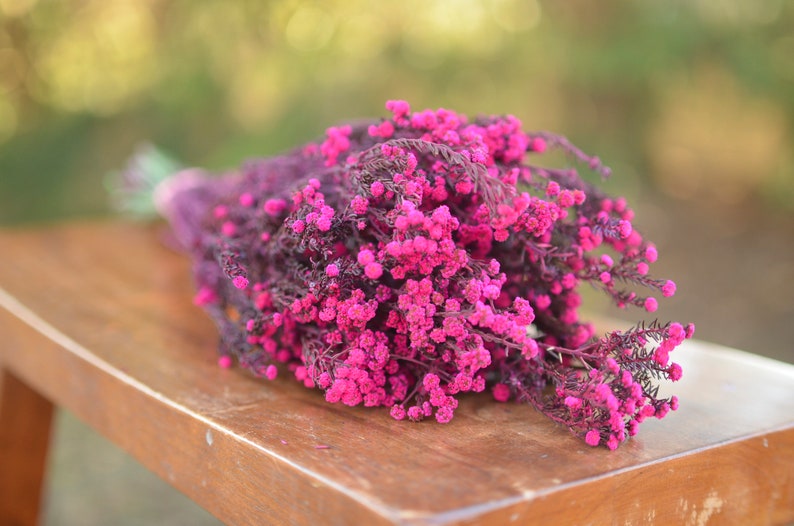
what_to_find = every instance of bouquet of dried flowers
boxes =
[116,100,693,449]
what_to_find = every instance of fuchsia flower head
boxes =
[142,100,693,449]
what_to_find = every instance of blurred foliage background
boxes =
[2,0,793,222]
[1,0,792,523]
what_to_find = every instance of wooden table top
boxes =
[1,221,792,525]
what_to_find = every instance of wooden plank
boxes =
[0,221,792,525]
[0,369,54,526]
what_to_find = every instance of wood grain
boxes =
[0,221,792,525]
[0,370,54,526]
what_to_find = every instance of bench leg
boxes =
[0,369,54,526]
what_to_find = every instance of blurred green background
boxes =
[1,0,792,524]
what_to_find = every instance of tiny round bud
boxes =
[218,356,233,369]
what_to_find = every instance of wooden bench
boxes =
[1,221,792,525]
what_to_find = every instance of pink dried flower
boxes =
[218,355,233,369]
[239,192,255,207]
[364,262,383,280]
[492,383,511,402]
[135,100,694,450]
[644,297,658,312]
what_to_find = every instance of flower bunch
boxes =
[147,100,693,449]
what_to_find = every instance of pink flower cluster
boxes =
[161,100,693,449]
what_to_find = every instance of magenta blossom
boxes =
[141,100,693,449]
